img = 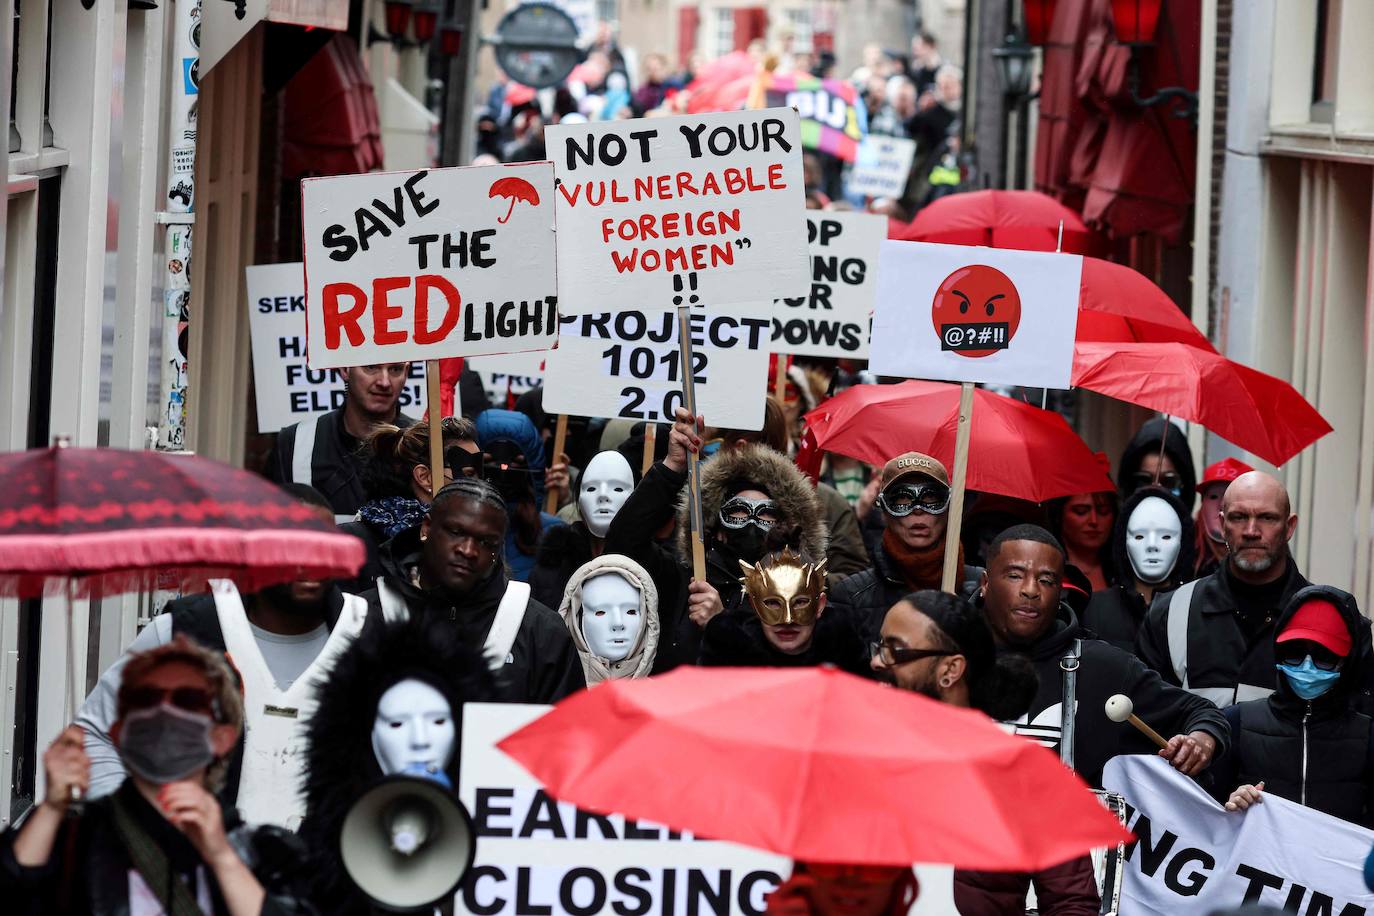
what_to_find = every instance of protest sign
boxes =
[764,76,865,162]
[467,352,545,408]
[543,308,770,430]
[850,136,918,200]
[1103,755,1374,914]
[771,212,883,359]
[546,108,811,315]
[301,162,557,369]
[246,262,426,433]
[456,703,789,915]
[869,241,1083,391]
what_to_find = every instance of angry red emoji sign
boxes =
[930,264,1022,358]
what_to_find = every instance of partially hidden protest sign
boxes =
[456,703,789,915]
[771,212,883,359]
[764,76,865,162]
[246,262,426,433]
[869,241,1083,390]
[545,108,811,314]
[849,136,918,200]
[301,162,557,369]
[543,308,770,430]
[1103,755,1374,913]
[467,352,545,408]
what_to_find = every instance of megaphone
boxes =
[339,774,477,912]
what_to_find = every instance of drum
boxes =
[1091,790,1128,915]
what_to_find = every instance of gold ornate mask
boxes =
[739,548,827,627]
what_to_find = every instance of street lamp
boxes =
[439,22,465,58]
[413,3,441,43]
[992,32,1035,101]
[384,0,416,40]
[1108,0,1197,122]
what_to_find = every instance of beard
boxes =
[1231,546,1280,573]
[261,582,327,617]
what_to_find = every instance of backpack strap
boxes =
[290,415,318,487]
[1167,580,1199,688]
[483,582,530,672]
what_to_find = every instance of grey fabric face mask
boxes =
[119,704,216,785]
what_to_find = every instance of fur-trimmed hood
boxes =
[676,445,827,565]
[558,554,660,685]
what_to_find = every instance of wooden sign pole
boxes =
[678,306,708,582]
[544,414,569,514]
[773,354,788,401]
[940,382,976,593]
[642,423,657,476]
[426,360,444,497]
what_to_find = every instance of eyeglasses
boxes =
[719,496,782,531]
[869,640,954,667]
[1277,646,1343,671]
[123,685,217,717]
[877,482,952,517]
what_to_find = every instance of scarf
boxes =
[360,496,428,540]
[884,525,963,592]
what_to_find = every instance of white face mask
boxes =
[370,679,456,778]
[580,572,644,662]
[1126,496,1183,585]
[578,451,635,538]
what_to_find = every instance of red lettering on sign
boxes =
[414,275,462,345]
[322,282,368,350]
[372,276,410,346]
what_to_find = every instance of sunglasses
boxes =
[719,496,782,531]
[1277,645,1343,671]
[123,685,217,717]
[877,482,952,517]
[870,640,954,667]
[445,446,484,479]
[1132,471,1182,491]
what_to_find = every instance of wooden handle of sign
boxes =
[940,383,975,593]
[1129,713,1170,750]
[642,423,657,476]
[773,354,788,401]
[426,360,444,498]
[678,306,708,583]
[545,414,568,515]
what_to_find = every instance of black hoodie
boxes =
[698,606,871,674]
[359,527,586,704]
[1116,417,1198,512]
[999,600,1230,788]
[1208,585,1374,826]
[1082,486,1196,653]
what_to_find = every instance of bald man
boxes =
[1137,471,1310,705]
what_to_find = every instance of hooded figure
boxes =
[1209,586,1374,826]
[476,408,565,581]
[299,613,499,915]
[530,450,636,609]
[1082,486,1196,653]
[1117,417,1198,511]
[558,555,661,684]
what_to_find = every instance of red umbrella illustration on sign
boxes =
[489,176,539,224]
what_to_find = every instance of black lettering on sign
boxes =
[738,871,783,916]
[518,788,568,839]
[573,807,618,840]
[560,867,607,916]
[473,787,515,837]
[461,865,505,916]
[678,118,792,159]
[517,867,553,915]
[687,870,729,916]
[1123,811,1177,878]
[319,172,441,263]
[1163,847,1213,896]
[612,869,654,916]
[1235,863,1285,904]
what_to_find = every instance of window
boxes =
[595,0,618,31]
[1311,0,1340,121]
[712,7,734,59]
[783,8,813,55]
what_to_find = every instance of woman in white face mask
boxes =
[558,555,660,685]
[1081,486,1196,653]
[530,450,638,611]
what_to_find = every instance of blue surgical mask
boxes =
[1277,656,1342,700]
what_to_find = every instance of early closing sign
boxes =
[301,162,557,369]
[546,108,810,314]
[771,212,882,359]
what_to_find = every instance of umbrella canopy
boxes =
[500,666,1131,869]
[803,381,1114,502]
[898,190,1098,254]
[1075,257,1215,347]
[0,445,365,598]
[1072,342,1332,466]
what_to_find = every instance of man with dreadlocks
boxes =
[360,476,585,703]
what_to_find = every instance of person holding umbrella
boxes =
[980,524,1229,788]
[2,637,314,915]
[871,589,1100,913]
[1116,417,1198,511]
[829,452,982,646]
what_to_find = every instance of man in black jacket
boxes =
[266,363,416,519]
[1210,585,1374,827]
[1138,471,1310,706]
[361,476,585,703]
[983,525,1229,788]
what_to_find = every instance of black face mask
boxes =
[720,526,770,565]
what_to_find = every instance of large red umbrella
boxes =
[500,666,1130,869]
[1072,342,1332,466]
[0,444,365,598]
[899,190,1098,254]
[1075,257,1215,347]
[802,381,1113,502]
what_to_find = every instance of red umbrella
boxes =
[1072,342,1332,466]
[488,176,540,224]
[1076,258,1214,347]
[500,666,1130,869]
[899,190,1098,254]
[803,381,1114,502]
[0,444,365,598]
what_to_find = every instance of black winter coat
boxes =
[1138,559,1311,705]
[265,407,415,518]
[1208,585,1374,826]
[698,607,871,675]
[1000,602,1230,788]
[529,521,597,611]
[827,543,982,646]
[0,781,313,916]
[360,530,585,703]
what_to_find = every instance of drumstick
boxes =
[1105,694,1169,749]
